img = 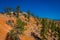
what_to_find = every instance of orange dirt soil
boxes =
[0,14,36,40]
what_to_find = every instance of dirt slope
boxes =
[0,13,59,40]
[0,14,11,40]
[0,14,36,40]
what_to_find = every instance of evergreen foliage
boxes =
[40,18,48,40]
[15,6,20,18]
[15,18,25,34]
[5,30,20,40]
[3,5,60,40]
[4,7,14,15]
[27,10,31,21]
[6,16,25,40]
[51,21,56,32]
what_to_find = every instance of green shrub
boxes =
[40,18,48,40]
[15,18,25,34]
[5,30,20,40]
[51,22,56,32]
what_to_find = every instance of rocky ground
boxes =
[0,12,60,40]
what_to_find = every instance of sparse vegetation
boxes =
[51,21,56,32]
[27,10,31,21]
[56,25,60,40]
[4,7,14,15]
[6,14,25,40]
[5,30,20,40]
[40,18,48,40]
[0,5,59,40]
[15,18,25,34]
[38,18,60,40]
[15,6,20,18]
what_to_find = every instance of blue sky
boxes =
[0,0,60,20]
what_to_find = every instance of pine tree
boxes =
[15,18,25,34]
[40,18,48,40]
[6,18,25,40]
[16,6,20,18]
[5,30,20,40]
[27,10,30,22]
[4,7,14,15]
